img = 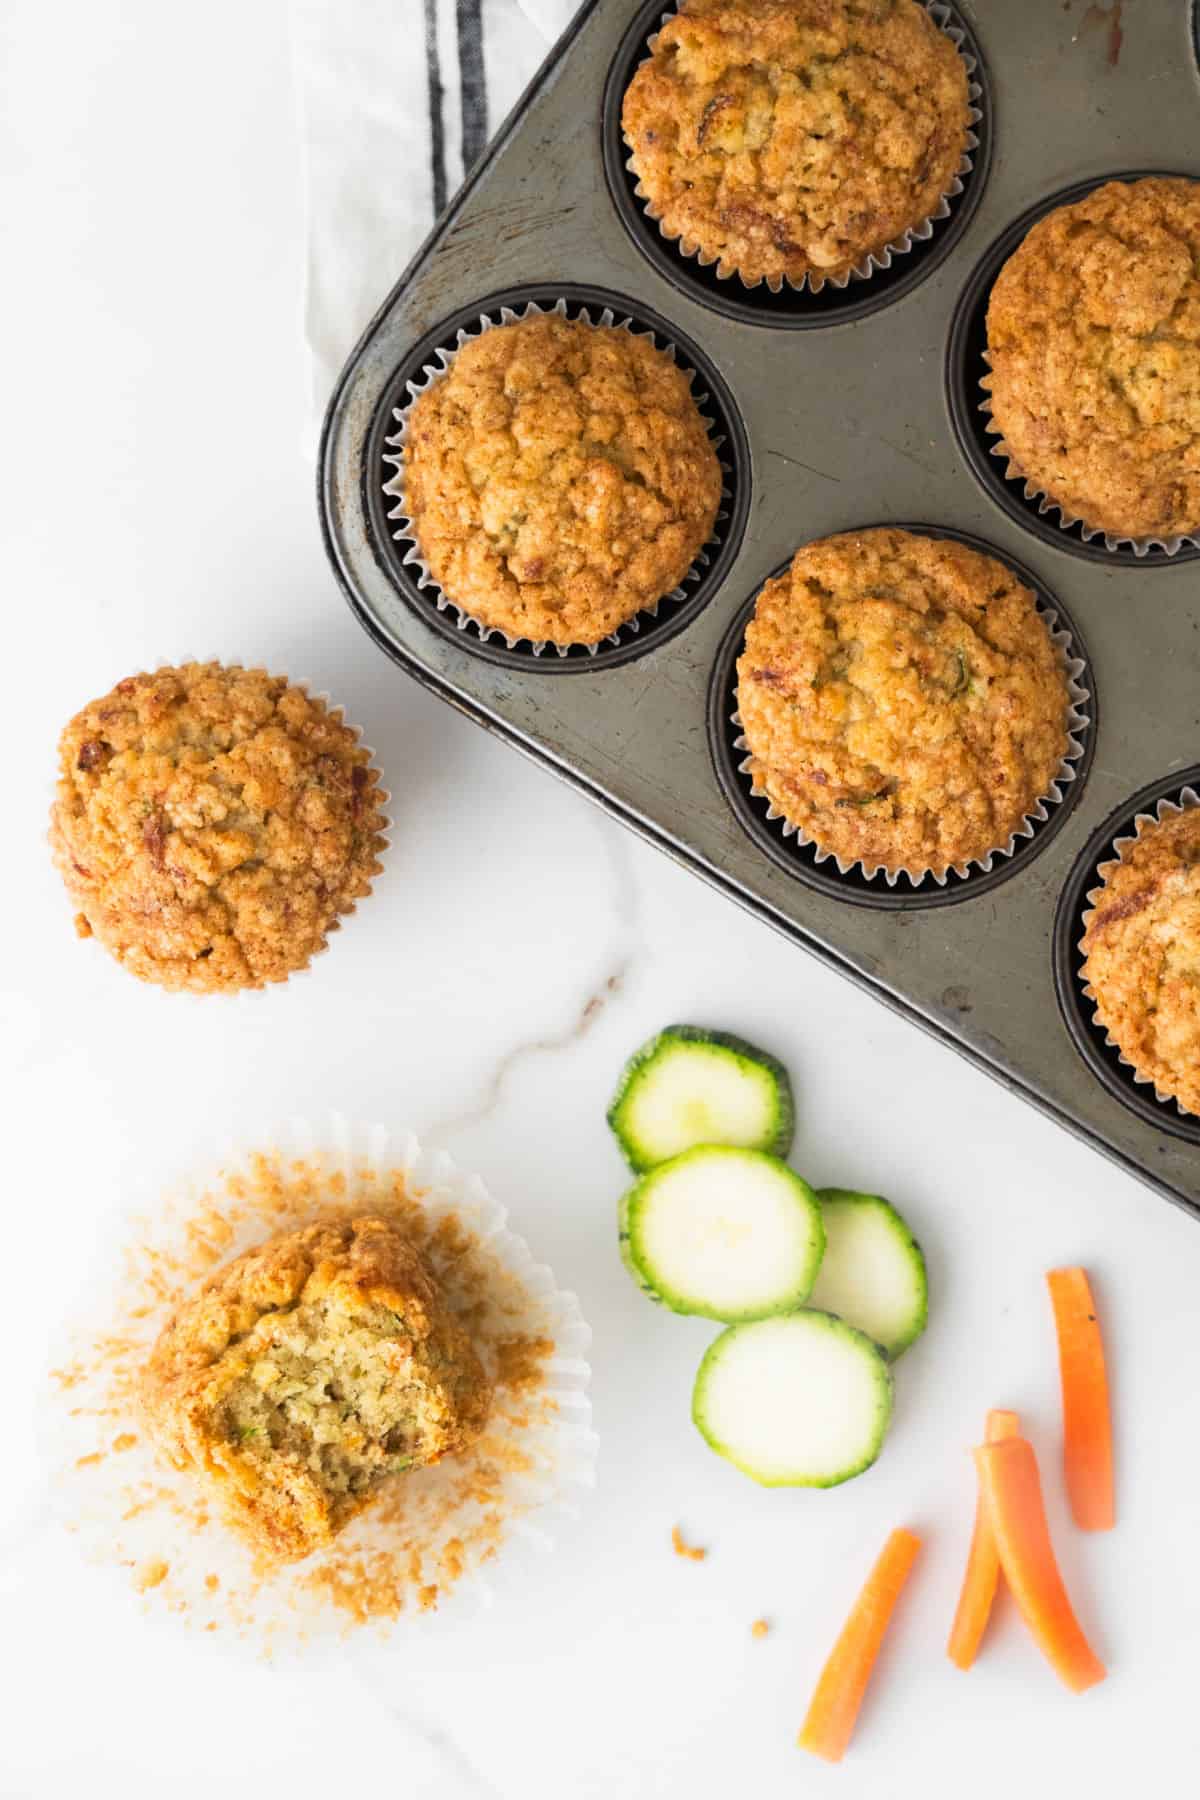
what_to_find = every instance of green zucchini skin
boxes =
[809,1188,929,1359]
[692,1310,894,1488]
[617,1186,663,1304]
[606,1024,795,1173]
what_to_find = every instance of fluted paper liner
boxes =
[381,298,732,657]
[623,1,982,296]
[45,1116,596,1657]
[1077,785,1200,1115]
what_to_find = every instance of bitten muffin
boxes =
[1080,807,1200,1116]
[986,177,1200,542]
[401,313,722,647]
[50,663,386,993]
[142,1216,493,1562]
[621,0,971,288]
[736,528,1072,877]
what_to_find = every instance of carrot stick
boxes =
[798,1528,921,1763]
[947,1407,1021,1670]
[974,1437,1106,1694]
[1047,1267,1114,1532]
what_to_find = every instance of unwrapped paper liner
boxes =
[45,1116,596,1658]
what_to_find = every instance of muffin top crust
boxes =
[736,528,1072,877]
[142,1215,493,1561]
[50,662,385,993]
[1081,807,1200,1117]
[986,176,1200,541]
[400,313,722,647]
[621,0,971,288]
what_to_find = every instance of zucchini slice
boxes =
[693,1311,893,1488]
[807,1189,928,1359]
[607,1025,794,1172]
[621,1145,824,1322]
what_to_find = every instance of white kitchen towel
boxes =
[290,0,581,426]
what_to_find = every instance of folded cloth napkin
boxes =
[290,0,581,426]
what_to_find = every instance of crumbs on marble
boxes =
[672,1524,707,1562]
[135,1558,169,1592]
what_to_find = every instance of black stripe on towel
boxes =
[456,0,488,175]
[423,0,448,216]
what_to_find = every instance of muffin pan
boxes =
[320,0,1200,1216]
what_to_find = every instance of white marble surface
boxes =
[5,2,1200,1794]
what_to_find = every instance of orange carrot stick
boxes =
[798,1528,921,1763]
[947,1407,1021,1670]
[974,1437,1106,1694]
[1047,1267,1114,1532]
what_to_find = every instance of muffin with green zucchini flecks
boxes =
[141,1215,492,1563]
[735,528,1074,879]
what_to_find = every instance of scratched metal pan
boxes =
[319,0,1200,1217]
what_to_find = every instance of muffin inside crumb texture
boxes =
[1081,807,1200,1118]
[400,313,722,647]
[142,1216,493,1563]
[736,528,1072,878]
[49,662,386,993]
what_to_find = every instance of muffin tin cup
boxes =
[48,659,391,999]
[609,0,987,319]
[711,525,1093,905]
[1059,783,1200,1135]
[380,296,741,662]
[948,172,1200,565]
[44,1115,596,1657]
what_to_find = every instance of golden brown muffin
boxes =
[736,528,1072,877]
[400,314,722,647]
[621,0,970,288]
[1080,807,1200,1116]
[142,1216,493,1562]
[986,177,1200,542]
[50,663,386,994]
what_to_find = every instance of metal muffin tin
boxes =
[320,0,1200,1214]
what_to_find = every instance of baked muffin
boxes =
[986,177,1200,542]
[400,313,722,647]
[50,663,385,993]
[1080,807,1200,1116]
[142,1215,493,1562]
[736,528,1072,877]
[621,0,971,288]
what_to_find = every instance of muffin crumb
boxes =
[672,1524,708,1561]
[751,1617,770,1639]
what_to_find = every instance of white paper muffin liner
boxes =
[731,595,1091,888]
[623,1,982,295]
[1077,785,1200,1116]
[48,658,391,997]
[44,1116,596,1658]
[382,298,732,657]
[978,354,1200,557]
